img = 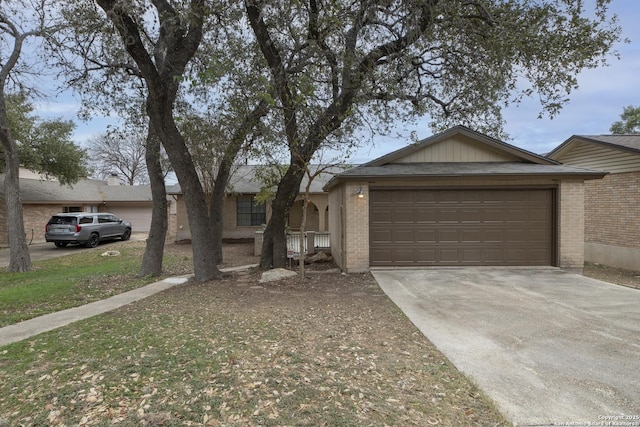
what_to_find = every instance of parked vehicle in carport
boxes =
[45,213,132,248]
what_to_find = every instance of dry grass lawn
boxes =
[0,241,513,426]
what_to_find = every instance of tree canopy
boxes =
[4,93,88,185]
[16,0,623,274]
[247,0,623,267]
[610,105,640,134]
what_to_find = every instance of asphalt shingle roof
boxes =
[333,162,606,179]
[0,175,153,203]
[574,135,640,152]
[167,165,350,195]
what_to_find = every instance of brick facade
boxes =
[557,180,585,271]
[0,203,64,246]
[342,183,370,272]
[584,172,640,249]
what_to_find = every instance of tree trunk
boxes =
[139,125,167,277]
[147,97,222,282]
[0,93,32,272]
[96,0,221,282]
[209,99,270,264]
[209,163,228,265]
[260,161,306,268]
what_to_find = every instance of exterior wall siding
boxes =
[393,135,517,163]
[554,142,640,173]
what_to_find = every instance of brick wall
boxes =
[557,180,585,270]
[0,203,63,246]
[584,172,640,249]
[343,183,369,272]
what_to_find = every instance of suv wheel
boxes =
[85,233,99,248]
[121,228,131,241]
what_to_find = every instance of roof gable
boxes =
[366,126,557,166]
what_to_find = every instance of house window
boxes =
[237,195,266,226]
[63,206,82,213]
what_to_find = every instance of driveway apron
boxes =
[372,268,640,427]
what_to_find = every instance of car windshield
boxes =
[49,216,78,226]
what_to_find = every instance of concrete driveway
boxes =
[0,233,148,268]
[372,268,640,427]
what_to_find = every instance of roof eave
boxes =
[324,171,607,189]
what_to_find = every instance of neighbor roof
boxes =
[548,134,640,157]
[0,175,153,204]
[167,164,350,195]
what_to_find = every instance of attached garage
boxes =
[324,126,606,273]
[369,188,554,266]
[108,205,153,233]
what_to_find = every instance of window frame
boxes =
[236,194,266,227]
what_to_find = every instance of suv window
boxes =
[79,216,94,224]
[49,216,78,226]
[98,215,117,224]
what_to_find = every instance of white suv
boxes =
[45,213,132,248]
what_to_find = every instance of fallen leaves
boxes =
[0,265,508,426]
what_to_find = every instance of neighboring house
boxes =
[169,165,344,242]
[323,126,606,273]
[547,134,640,270]
[0,168,168,246]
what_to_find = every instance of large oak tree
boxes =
[246,0,622,268]
[0,0,88,272]
[92,0,224,281]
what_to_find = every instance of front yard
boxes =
[0,241,510,426]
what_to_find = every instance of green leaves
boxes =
[3,92,89,185]
[610,105,640,134]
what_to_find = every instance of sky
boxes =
[33,0,640,164]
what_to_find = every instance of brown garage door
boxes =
[370,189,554,266]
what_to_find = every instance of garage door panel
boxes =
[416,248,436,261]
[416,209,437,222]
[460,229,481,242]
[438,228,460,242]
[370,209,393,223]
[370,229,392,243]
[370,189,554,266]
[394,192,417,204]
[371,190,393,204]
[393,229,415,243]
[416,229,437,242]
[461,249,483,262]
[394,209,415,223]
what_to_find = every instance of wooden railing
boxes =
[254,231,330,257]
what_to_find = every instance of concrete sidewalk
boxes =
[0,264,257,347]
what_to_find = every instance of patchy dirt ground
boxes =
[1,241,509,426]
[168,240,640,291]
[583,262,640,290]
